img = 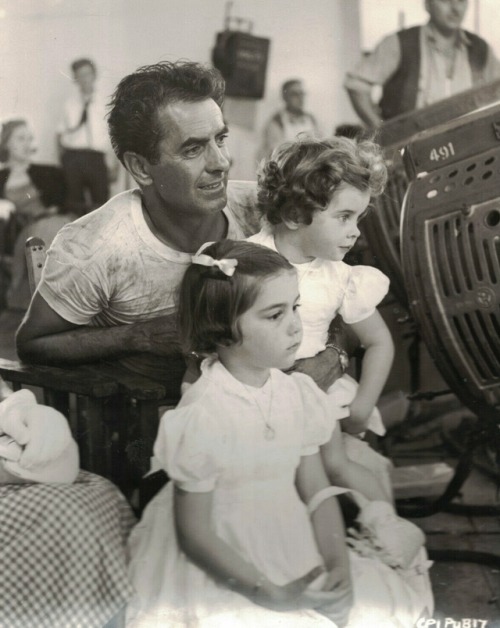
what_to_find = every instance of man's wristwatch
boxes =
[325,343,349,374]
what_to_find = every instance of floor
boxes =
[387,403,500,626]
[1,305,499,626]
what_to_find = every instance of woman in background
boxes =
[0,119,72,310]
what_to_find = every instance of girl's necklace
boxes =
[243,379,275,441]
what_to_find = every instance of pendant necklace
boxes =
[243,379,275,440]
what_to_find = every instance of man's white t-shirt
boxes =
[38,187,247,382]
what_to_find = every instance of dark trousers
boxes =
[61,149,109,216]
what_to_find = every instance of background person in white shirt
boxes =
[259,79,319,159]
[57,58,117,216]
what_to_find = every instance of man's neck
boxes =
[285,107,305,120]
[8,160,29,174]
[428,21,461,45]
[80,86,94,100]
[141,197,228,254]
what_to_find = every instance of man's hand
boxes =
[16,292,182,365]
[133,314,182,357]
[292,347,343,392]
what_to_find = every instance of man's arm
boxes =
[16,291,181,365]
[292,347,343,392]
[345,89,382,129]
[344,32,401,128]
[291,316,357,391]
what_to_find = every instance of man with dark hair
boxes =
[259,78,319,159]
[18,61,237,394]
[17,61,339,397]
[57,58,115,215]
[344,0,500,128]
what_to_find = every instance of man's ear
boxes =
[123,151,153,187]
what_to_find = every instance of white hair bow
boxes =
[191,253,238,277]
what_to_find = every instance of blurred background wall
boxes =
[1,0,498,181]
[0,0,361,181]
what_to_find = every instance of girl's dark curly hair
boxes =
[257,136,387,226]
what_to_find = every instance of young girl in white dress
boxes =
[249,136,395,502]
[126,240,432,627]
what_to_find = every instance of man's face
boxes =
[284,82,306,115]
[73,64,96,95]
[145,98,230,218]
[426,0,468,35]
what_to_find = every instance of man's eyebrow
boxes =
[179,124,229,149]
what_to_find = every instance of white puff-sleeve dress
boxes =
[126,358,341,627]
[127,359,432,627]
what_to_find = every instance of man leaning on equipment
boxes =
[344,0,500,128]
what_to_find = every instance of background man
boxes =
[344,0,500,128]
[259,78,319,158]
[57,58,116,215]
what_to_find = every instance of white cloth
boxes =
[0,389,79,484]
[127,358,432,627]
[58,87,110,153]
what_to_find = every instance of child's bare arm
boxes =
[296,452,351,571]
[174,486,326,611]
[320,423,392,503]
[296,452,353,626]
[343,310,394,434]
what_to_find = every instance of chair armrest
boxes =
[0,357,119,398]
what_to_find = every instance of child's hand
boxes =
[342,397,373,434]
[312,567,353,627]
[256,566,328,611]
